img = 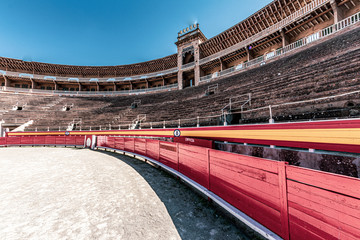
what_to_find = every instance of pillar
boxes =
[113,83,117,91]
[4,76,10,87]
[194,42,201,86]
[53,81,58,90]
[246,46,255,61]
[177,47,183,89]
[145,80,149,89]
[219,58,227,71]
[281,29,289,48]
[96,82,100,91]
[129,82,133,90]
[31,78,36,89]
[0,120,3,138]
[330,0,344,23]
[78,83,82,91]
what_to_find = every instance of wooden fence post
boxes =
[176,143,179,171]
[278,161,290,240]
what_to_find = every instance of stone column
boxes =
[194,42,201,86]
[330,0,344,23]
[177,47,183,89]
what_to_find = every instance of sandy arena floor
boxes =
[0,147,258,240]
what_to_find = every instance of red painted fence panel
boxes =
[114,137,125,150]
[178,144,209,189]
[0,137,5,146]
[6,136,21,145]
[159,141,178,170]
[124,138,135,152]
[34,136,45,145]
[286,165,360,240]
[134,138,146,155]
[20,136,34,145]
[146,139,159,161]
[209,149,284,237]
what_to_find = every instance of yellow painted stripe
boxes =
[7,128,360,145]
[180,129,360,145]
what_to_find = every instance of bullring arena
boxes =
[1,0,360,239]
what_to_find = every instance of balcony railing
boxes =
[0,83,178,96]
[200,11,360,82]
[199,0,330,65]
[0,67,178,83]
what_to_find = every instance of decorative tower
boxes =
[175,24,207,89]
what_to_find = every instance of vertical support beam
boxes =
[113,83,117,92]
[219,58,227,71]
[78,83,82,91]
[53,81,58,90]
[145,80,149,89]
[30,78,36,89]
[129,82,133,90]
[278,161,290,240]
[246,46,254,61]
[176,143,179,171]
[4,76,10,87]
[162,76,165,86]
[330,0,344,23]
[0,120,3,138]
[96,82,100,91]
[206,148,211,190]
[280,29,289,47]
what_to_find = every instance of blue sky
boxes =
[0,0,272,66]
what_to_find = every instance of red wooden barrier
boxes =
[3,134,360,240]
[114,137,125,150]
[134,138,146,155]
[107,136,115,148]
[146,139,160,161]
[286,166,360,240]
[34,136,45,145]
[159,141,178,170]
[124,138,135,152]
[0,137,5,146]
[178,144,210,189]
[208,149,285,237]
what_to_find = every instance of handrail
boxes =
[200,11,360,82]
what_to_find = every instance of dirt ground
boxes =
[0,147,261,240]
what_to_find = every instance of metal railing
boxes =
[0,83,178,96]
[200,11,360,82]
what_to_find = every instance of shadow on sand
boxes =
[98,150,263,240]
